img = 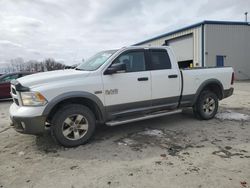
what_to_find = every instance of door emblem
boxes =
[94,91,102,94]
[105,89,118,95]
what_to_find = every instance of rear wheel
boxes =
[193,90,218,120]
[51,104,96,147]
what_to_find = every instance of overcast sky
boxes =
[0,0,249,65]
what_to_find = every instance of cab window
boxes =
[113,51,146,72]
[150,50,172,70]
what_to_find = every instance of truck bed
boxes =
[181,67,234,96]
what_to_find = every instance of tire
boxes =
[51,104,96,147]
[194,90,218,120]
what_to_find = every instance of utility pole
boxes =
[245,12,248,22]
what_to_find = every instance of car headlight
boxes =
[21,92,48,106]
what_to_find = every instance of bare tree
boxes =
[44,58,65,71]
[10,58,24,72]
[2,58,65,73]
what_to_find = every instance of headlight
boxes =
[21,92,48,106]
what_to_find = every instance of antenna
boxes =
[245,12,248,22]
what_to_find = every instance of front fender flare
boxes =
[42,91,106,120]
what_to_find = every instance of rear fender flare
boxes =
[192,79,224,105]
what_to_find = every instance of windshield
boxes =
[0,74,18,83]
[76,50,117,71]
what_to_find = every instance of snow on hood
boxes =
[17,69,90,88]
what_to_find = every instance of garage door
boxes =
[166,34,193,62]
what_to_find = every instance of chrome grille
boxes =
[11,87,17,95]
[11,85,20,106]
[14,98,19,106]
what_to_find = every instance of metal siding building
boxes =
[135,21,250,80]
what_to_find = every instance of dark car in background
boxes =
[0,72,32,99]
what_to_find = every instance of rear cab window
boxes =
[149,49,172,70]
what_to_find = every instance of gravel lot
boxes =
[0,81,250,188]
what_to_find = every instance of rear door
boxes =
[149,49,181,109]
[102,49,151,119]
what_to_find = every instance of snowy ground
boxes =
[0,81,250,188]
[216,110,250,121]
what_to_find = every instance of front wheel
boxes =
[193,90,218,120]
[51,104,96,147]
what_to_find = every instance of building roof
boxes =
[134,20,250,45]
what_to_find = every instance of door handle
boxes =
[168,74,178,78]
[137,77,149,81]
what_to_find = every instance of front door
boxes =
[102,50,151,119]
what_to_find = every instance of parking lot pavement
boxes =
[0,82,250,188]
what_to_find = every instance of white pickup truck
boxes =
[9,46,234,147]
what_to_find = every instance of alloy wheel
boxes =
[202,97,215,115]
[62,114,88,140]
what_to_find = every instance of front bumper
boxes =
[223,88,234,99]
[9,103,47,135]
[10,115,46,135]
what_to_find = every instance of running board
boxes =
[106,109,182,126]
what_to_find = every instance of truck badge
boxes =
[105,89,118,95]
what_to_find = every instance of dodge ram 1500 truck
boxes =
[9,46,234,147]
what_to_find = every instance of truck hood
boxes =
[17,69,90,88]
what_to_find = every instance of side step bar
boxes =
[106,109,182,126]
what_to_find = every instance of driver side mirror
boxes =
[104,63,126,75]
